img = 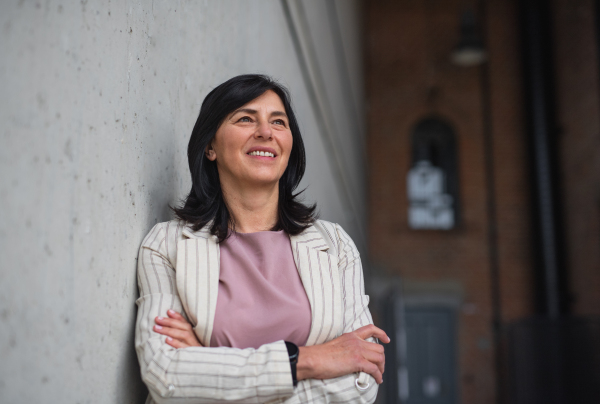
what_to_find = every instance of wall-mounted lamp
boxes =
[451,10,487,67]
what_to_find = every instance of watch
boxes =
[284,341,299,387]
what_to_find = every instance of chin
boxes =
[242,168,282,184]
[245,174,281,186]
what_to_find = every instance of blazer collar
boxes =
[181,222,215,240]
[176,220,342,347]
[289,225,330,252]
[181,222,330,253]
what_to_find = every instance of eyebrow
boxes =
[231,108,288,118]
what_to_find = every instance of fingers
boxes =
[153,324,202,347]
[153,324,193,341]
[165,336,189,349]
[359,359,383,384]
[166,309,187,321]
[363,340,385,355]
[351,332,386,381]
[354,324,390,343]
[155,316,191,331]
[153,311,203,347]
[155,311,192,332]
[362,346,385,376]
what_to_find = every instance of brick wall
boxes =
[365,1,535,403]
[552,0,600,317]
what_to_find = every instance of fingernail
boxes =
[157,316,163,321]
[168,310,175,314]
[154,325,162,330]
[166,336,172,342]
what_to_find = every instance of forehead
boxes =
[239,90,286,112]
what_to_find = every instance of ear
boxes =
[205,143,217,161]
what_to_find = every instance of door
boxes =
[402,307,457,404]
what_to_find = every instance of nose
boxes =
[255,119,273,140]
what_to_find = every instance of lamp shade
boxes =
[451,10,487,66]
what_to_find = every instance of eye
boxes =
[238,116,252,123]
[273,119,286,126]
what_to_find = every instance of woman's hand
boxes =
[154,310,203,348]
[297,324,390,384]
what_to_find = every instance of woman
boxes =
[135,74,389,403]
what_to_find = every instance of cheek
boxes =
[214,130,244,161]
[281,141,294,170]
[282,134,294,156]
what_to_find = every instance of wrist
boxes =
[296,346,315,381]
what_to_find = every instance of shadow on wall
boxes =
[116,127,181,403]
[143,124,182,230]
[116,322,149,403]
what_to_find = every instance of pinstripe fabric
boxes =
[135,219,378,403]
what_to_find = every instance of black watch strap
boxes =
[284,341,299,387]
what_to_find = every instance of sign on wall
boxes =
[407,117,459,230]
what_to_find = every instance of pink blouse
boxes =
[209,230,312,349]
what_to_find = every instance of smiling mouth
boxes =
[247,151,276,158]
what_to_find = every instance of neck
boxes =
[220,180,280,234]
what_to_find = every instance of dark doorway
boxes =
[403,307,458,404]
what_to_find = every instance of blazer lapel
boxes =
[176,226,220,347]
[290,226,343,346]
[175,223,343,348]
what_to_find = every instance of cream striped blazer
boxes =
[135,219,378,404]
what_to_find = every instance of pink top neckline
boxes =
[209,230,312,349]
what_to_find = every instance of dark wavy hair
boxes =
[173,74,317,241]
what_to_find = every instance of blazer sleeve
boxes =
[135,223,295,404]
[282,223,379,404]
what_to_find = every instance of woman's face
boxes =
[207,90,293,189]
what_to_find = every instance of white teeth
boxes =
[248,151,275,157]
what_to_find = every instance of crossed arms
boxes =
[135,222,388,403]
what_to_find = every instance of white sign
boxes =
[407,160,455,229]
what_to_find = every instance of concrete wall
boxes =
[0,1,365,402]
